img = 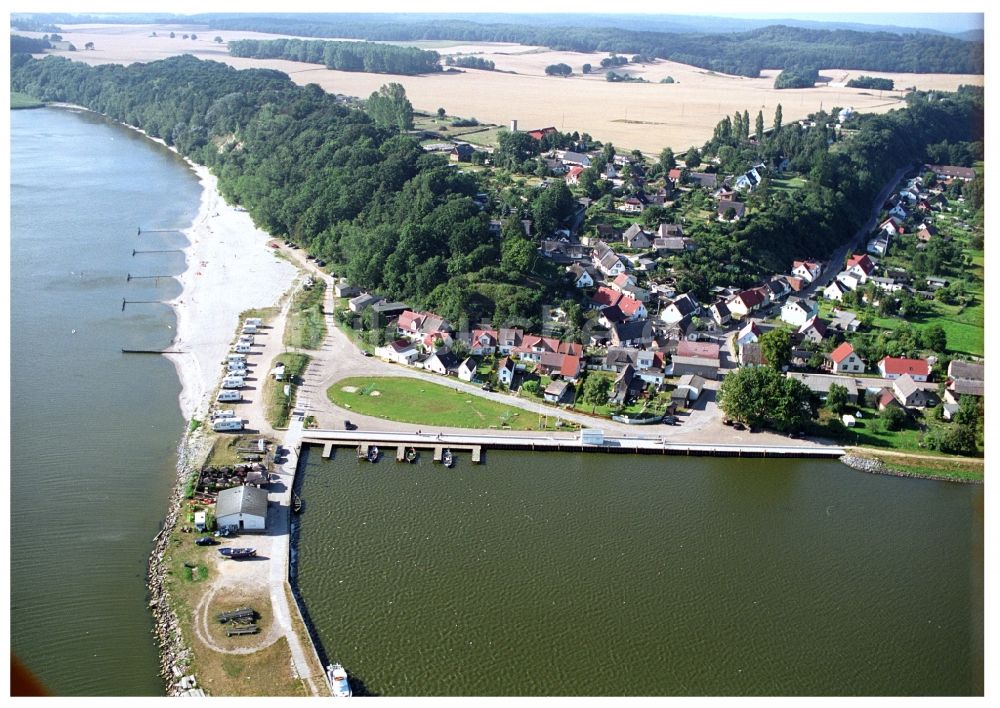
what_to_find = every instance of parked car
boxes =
[362,350,372,357]
[344,420,357,430]
[195,537,217,546]
[662,415,677,425]
[481,383,493,392]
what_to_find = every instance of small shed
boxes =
[544,379,571,403]
[841,414,856,428]
[215,485,268,533]
[194,511,207,532]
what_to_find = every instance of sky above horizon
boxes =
[10,1,987,34]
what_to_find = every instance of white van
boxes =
[221,375,244,389]
[227,353,247,363]
[217,390,242,402]
[212,418,244,432]
[244,317,263,327]
[241,324,258,334]
[238,334,254,345]
[212,409,236,419]
[234,343,252,354]
[227,361,247,373]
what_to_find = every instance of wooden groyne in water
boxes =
[300,430,845,460]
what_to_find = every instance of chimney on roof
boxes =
[510,119,518,132]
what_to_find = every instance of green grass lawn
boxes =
[283,280,326,350]
[263,353,311,429]
[327,376,574,430]
[11,91,44,109]
[812,405,981,463]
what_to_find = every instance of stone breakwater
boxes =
[147,429,212,697]
[839,454,891,475]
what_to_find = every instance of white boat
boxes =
[442,448,454,467]
[326,663,352,697]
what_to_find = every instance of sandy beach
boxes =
[163,164,297,420]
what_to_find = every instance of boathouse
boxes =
[215,485,268,532]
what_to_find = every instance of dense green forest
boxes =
[227,38,441,75]
[10,35,51,54]
[196,17,983,77]
[846,75,895,90]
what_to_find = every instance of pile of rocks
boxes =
[839,454,890,475]
[147,429,212,696]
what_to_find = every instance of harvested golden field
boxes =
[24,25,983,154]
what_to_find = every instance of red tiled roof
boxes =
[736,289,764,308]
[473,329,498,344]
[617,295,644,317]
[877,388,898,408]
[560,354,582,377]
[567,165,585,178]
[398,310,423,331]
[676,340,720,359]
[784,276,805,292]
[591,286,622,308]
[613,273,632,287]
[880,357,929,377]
[829,342,855,364]
[847,253,875,274]
[668,168,683,181]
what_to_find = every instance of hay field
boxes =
[23,25,983,154]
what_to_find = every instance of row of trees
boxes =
[227,38,442,75]
[846,75,895,90]
[444,55,494,70]
[196,16,984,77]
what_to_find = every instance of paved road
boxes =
[804,165,910,295]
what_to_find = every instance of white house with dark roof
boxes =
[662,293,699,324]
[824,280,849,301]
[781,298,818,327]
[374,339,420,365]
[566,263,594,288]
[457,357,478,382]
[215,485,268,532]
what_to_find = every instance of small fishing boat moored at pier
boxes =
[405,447,418,463]
[326,663,352,697]
[442,448,454,468]
[367,445,380,463]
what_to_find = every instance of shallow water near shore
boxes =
[10,108,200,695]
[295,447,983,696]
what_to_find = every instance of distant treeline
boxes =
[846,75,895,90]
[10,35,51,54]
[198,17,983,77]
[227,38,441,75]
[444,55,494,70]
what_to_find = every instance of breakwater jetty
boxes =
[300,429,845,459]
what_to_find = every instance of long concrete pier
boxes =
[300,429,846,459]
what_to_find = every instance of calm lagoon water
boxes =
[10,107,201,695]
[295,448,983,696]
